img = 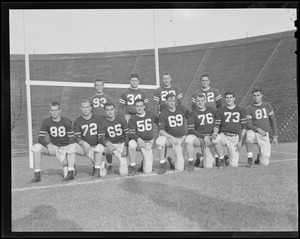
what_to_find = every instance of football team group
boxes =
[29,72,278,183]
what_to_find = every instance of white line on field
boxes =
[12,158,297,193]
[271,150,297,156]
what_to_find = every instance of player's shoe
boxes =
[186,161,194,172]
[128,165,134,176]
[107,165,113,175]
[62,170,75,181]
[254,154,260,165]
[195,152,204,168]
[219,158,225,169]
[137,161,143,172]
[167,157,175,170]
[91,166,95,176]
[215,157,220,167]
[30,172,41,183]
[247,157,253,167]
[74,164,77,176]
[224,155,230,166]
[92,168,101,179]
[158,162,167,174]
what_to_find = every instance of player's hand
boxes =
[204,136,211,145]
[272,136,278,147]
[212,132,218,139]
[121,147,128,157]
[47,144,56,156]
[137,138,146,148]
[236,141,243,152]
[257,128,266,137]
[106,142,116,153]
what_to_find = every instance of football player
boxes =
[98,102,129,176]
[245,88,278,166]
[191,74,222,111]
[212,92,247,168]
[73,99,106,179]
[30,102,76,182]
[128,99,159,175]
[185,94,223,170]
[156,93,190,174]
[119,74,149,122]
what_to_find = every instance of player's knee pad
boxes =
[156,136,166,150]
[185,135,195,145]
[32,143,44,152]
[128,139,137,150]
[246,130,256,144]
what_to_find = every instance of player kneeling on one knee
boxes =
[30,102,76,183]
[245,88,278,166]
[127,99,159,175]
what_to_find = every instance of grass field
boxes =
[10,142,298,233]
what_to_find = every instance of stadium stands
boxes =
[10,30,297,156]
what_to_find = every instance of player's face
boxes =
[225,94,235,106]
[81,101,92,116]
[196,96,206,109]
[95,81,104,93]
[201,77,210,88]
[162,74,171,87]
[49,105,61,119]
[166,96,176,109]
[105,105,115,118]
[130,77,139,88]
[253,91,263,104]
[135,102,145,115]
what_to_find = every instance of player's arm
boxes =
[66,119,75,144]
[153,90,160,116]
[237,107,248,151]
[212,110,221,139]
[157,117,178,144]
[143,91,149,111]
[37,120,50,147]
[187,114,206,139]
[191,93,196,111]
[215,89,222,109]
[118,91,126,115]
[269,107,279,146]
[128,118,138,141]
[176,86,183,105]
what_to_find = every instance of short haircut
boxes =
[162,72,171,77]
[104,102,115,109]
[252,87,262,94]
[195,93,206,99]
[130,74,139,79]
[94,79,104,84]
[165,92,176,101]
[81,98,92,107]
[224,91,235,98]
[49,101,60,109]
[201,74,209,80]
[134,98,145,106]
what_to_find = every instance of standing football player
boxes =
[156,93,190,174]
[191,74,222,111]
[185,93,223,170]
[73,99,106,179]
[98,102,129,176]
[245,88,278,166]
[212,92,248,168]
[128,99,159,175]
[119,74,149,122]
[89,79,114,172]
[30,102,76,182]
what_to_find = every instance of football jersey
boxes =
[158,105,190,137]
[38,116,74,147]
[119,88,149,114]
[246,102,275,132]
[128,111,159,141]
[191,87,222,110]
[187,107,216,136]
[89,93,114,117]
[74,114,103,146]
[153,85,183,112]
[99,115,129,144]
[214,105,247,135]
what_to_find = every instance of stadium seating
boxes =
[10,30,297,156]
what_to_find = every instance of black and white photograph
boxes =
[3,2,298,236]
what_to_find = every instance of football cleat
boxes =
[30,172,41,183]
[167,157,175,170]
[62,170,75,181]
[219,158,225,169]
[92,168,101,179]
[224,155,230,166]
[254,153,260,165]
[107,165,113,175]
[248,157,253,167]
[137,161,143,172]
[158,162,167,174]
[215,157,220,167]
[91,166,95,176]
[186,161,194,172]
